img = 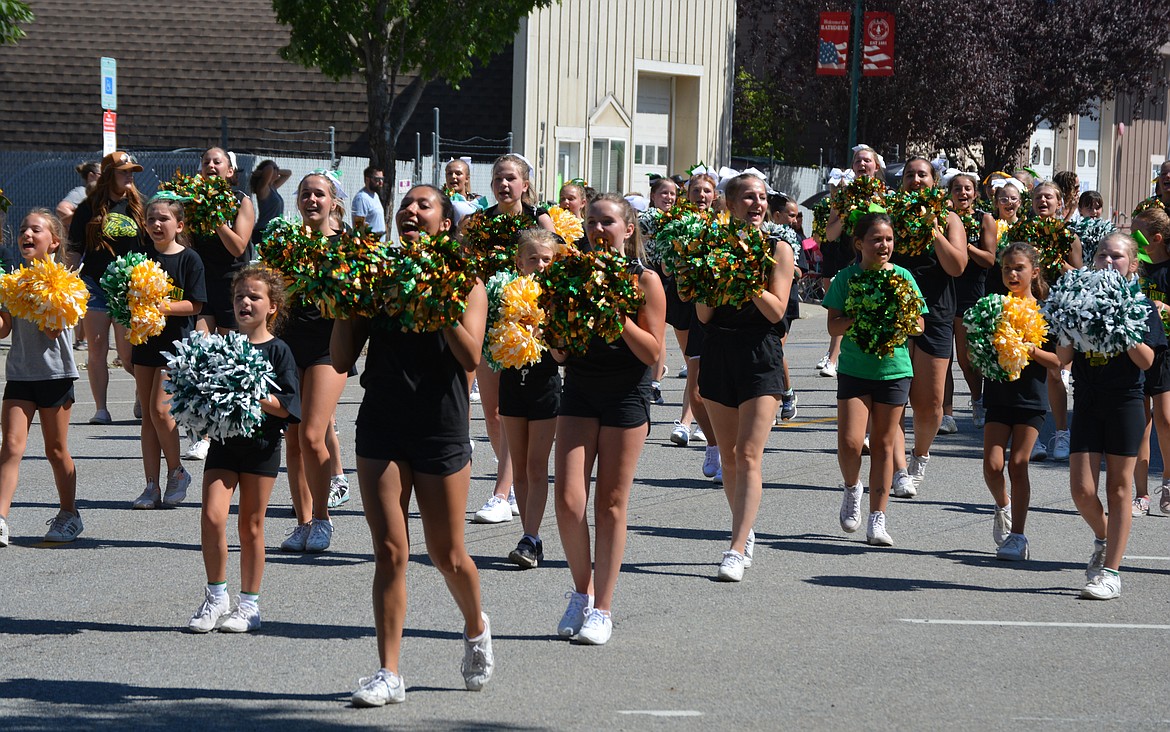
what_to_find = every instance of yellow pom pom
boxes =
[124,259,174,344]
[0,258,89,332]
[548,206,584,246]
[991,296,1048,381]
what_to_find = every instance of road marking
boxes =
[1124,555,1170,561]
[902,618,1170,630]
[618,711,703,717]
[775,416,837,428]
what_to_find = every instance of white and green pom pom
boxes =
[963,294,1010,382]
[1043,268,1150,356]
[164,331,277,441]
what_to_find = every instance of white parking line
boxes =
[1123,555,1170,561]
[618,710,703,717]
[902,619,1170,630]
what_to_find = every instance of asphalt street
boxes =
[3,305,1170,731]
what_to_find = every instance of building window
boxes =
[591,138,626,193]
[634,144,669,167]
[558,141,582,190]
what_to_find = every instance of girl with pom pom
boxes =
[1132,207,1170,516]
[277,172,352,553]
[824,210,925,547]
[696,173,794,578]
[640,175,678,403]
[130,194,205,509]
[187,266,300,634]
[1059,232,1165,600]
[499,229,561,569]
[66,151,147,425]
[558,179,593,219]
[888,156,968,498]
[464,154,553,525]
[0,211,82,546]
[978,243,1059,561]
[552,193,665,643]
[943,170,997,431]
[332,184,495,703]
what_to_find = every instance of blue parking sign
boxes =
[101,57,117,110]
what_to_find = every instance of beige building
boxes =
[511,0,736,199]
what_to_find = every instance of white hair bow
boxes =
[940,168,978,189]
[991,177,1023,193]
[625,195,649,212]
[827,168,856,188]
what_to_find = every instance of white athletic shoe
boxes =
[473,494,512,524]
[839,483,863,533]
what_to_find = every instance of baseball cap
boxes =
[101,151,143,173]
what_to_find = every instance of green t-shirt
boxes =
[823,263,927,381]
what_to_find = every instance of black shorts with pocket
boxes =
[3,378,76,409]
[836,374,911,406]
[205,433,284,478]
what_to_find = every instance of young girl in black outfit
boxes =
[554,193,665,645]
[334,184,494,706]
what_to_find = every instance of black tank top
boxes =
[193,188,251,280]
[564,260,650,391]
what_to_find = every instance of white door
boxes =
[633,75,671,193]
[1076,113,1100,192]
[1029,122,1055,181]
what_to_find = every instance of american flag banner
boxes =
[862,12,895,77]
[816,12,850,77]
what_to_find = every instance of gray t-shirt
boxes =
[351,187,386,239]
[63,185,87,207]
[5,315,78,381]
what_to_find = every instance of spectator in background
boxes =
[56,161,101,232]
[445,158,477,199]
[250,160,291,244]
[352,166,386,240]
[1053,171,1081,222]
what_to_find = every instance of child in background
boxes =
[1078,190,1104,221]
[824,211,924,546]
[188,267,300,633]
[1132,207,1170,515]
[131,194,205,509]
[501,230,562,568]
[980,243,1058,561]
[558,180,591,219]
[1061,232,1165,600]
[0,211,82,545]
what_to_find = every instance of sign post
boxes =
[101,57,117,154]
[102,111,117,156]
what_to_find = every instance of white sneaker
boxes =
[717,550,746,582]
[473,494,513,524]
[819,361,837,378]
[702,446,720,478]
[163,466,191,506]
[907,453,929,492]
[691,425,707,443]
[352,669,406,707]
[971,399,986,429]
[992,504,1012,547]
[815,351,830,371]
[508,488,520,516]
[996,533,1030,561]
[469,379,481,404]
[712,463,723,485]
[1132,495,1151,517]
[1086,538,1107,581]
[891,469,916,499]
[866,511,894,546]
[305,518,334,552]
[187,588,231,633]
[0,516,8,547]
[1031,438,1047,462]
[1081,569,1121,600]
[839,483,863,533]
[280,522,311,552]
[937,415,958,435]
[219,601,261,633]
[327,475,350,508]
[1052,430,1071,461]
[44,510,84,542]
[558,591,593,637]
[461,614,495,690]
[575,608,613,645]
[669,421,690,447]
[183,437,210,461]
[132,480,161,509]
[743,529,755,568]
[1160,482,1170,515]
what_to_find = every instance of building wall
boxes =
[512,0,736,199]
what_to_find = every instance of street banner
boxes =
[862,12,895,77]
[816,12,850,76]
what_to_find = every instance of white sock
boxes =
[239,592,259,609]
[207,582,228,600]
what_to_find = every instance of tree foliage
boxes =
[0,0,34,46]
[739,0,1170,173]
[272,0,553,206]
[732,68,792,160]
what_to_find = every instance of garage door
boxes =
[633,75,671,191]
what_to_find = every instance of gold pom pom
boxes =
[0,258,89,332]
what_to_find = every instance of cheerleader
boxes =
[1061,232,1165,600]
[0,211,82,546]
[980,243,1058,561]
[554,193,665,644]
[696,173,794,580]
[766,191,806,422]
[333,184,494,704]
[824,210,924,545]
[641,175,678,403]
[499,229,561,568]
[444,158,476,199]
[889,156,968,497]
[1132,207,1170,515]
[466,154,554,524]
[277,172,350,553]
[558,179,592,218]
[943,170,997,430]
[130,194,206,509]
[187,267,300,633]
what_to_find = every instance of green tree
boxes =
[273,0,554,211]
[732,68,790,160]
[0,0,34,46]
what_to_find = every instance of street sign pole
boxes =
[101,57,117,154]
[847,0,862,153]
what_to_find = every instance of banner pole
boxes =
[847,0,863,152]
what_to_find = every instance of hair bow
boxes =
[827,168,856,188]
[686,161,709,176]
[151,190,193,203]
[847,202,888,230]
[851,144,886,171]
[567,177,589,188]
[940,168,978,189]
[1135,230,1154,264]
[991,177,1023,193]
[931,157,949,175]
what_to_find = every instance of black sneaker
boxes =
[508,537,543,569]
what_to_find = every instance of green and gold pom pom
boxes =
[662,219,775,307]
[460,210,538,279]
[537,249,644,356]
[887,187,949,257]
[100,252,174,345]
[831,176,887,237]
[963,294,1048,382]
[843,268,923,358]
[382,232,478,333]
[159,170,240,238]
[1005,216,1076,282]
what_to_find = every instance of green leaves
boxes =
[0,0,34,46]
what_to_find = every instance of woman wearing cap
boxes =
[66,151,148,425]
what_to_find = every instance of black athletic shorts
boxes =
[699,328,786,408]
[684,320,706,359]
[558,377,651,429]
[355,426,472,477]
[836,374,911,405]
[1145,349,1170,397]
[3,378,76,409]
[953,277,986,315]
[664,283,694,331]
[1070,392,1145,457]
[205,434,284,478]
[985,407,1046,431]
[204,277,237,330]
[499,367,560,421]
[910,315,954,360]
